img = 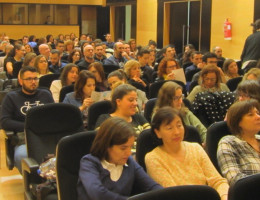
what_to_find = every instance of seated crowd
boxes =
[1,32,260,200]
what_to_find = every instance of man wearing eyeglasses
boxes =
[0,66,54,173]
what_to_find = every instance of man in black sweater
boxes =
[1,66,54,172]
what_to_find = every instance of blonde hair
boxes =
[242,68,260,81]
[124,60,141,78]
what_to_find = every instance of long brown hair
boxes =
[153,81,188,116]
[74,70,96,101]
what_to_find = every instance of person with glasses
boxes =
[191,52,226,83]
[34,55,52,77]
[0,66,54,173]
[153,81,207,143]
[156,57,180,81]
[187,65,230,103]
[145,107,229,200]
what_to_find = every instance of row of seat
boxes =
[3,102,259,200]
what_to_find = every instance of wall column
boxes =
[110,6,115,41]
[136,0,157,46]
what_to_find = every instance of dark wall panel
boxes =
[97,6,110,40]
[157,0,211,52]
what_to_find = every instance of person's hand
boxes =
[133,76,146,87]
[80,98,93,111]
[197,62,204,69]
[166,72,175,80]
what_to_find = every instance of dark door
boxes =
[169,0,201,54]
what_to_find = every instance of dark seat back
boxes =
[205,121,232,173]
[59,84,74,102]
[87,100,113,130]
[39,73,60,89]
[228,173,260,200]
[103,64,120,78]
[56,131,96,200]
[185,68,200,82]
[226,76,242,92]
[128,185,220,200]
[149,80,187,99]
[144,98,192,123]
[13,61,23,79]
[144,98,157,123]
[25,103,84,164]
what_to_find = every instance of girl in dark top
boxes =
[4,44,25,78]
[95,84,150,152]
[77,117,162,200]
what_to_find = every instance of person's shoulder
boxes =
[219,135,237,144]
[81,154,102,167]
[37,88,52,94]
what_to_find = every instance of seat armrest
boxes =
[22,157,39,173]
[2,129,14,137]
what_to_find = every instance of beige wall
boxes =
[211,0,254,60]
[1,0,106,6]
[136,0,157,46]
[0,25,79,40]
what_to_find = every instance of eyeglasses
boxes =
[22,77,39,82]
[166,65,177,69]
[204,78,216,82]
[207,61,218,64]
[39,60,47,63]
[173,94,184,101]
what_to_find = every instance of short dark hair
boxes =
[161,45,175,54]
[237,80,260,102]
[136,47,150,57]
[148,40,157,47]
[60,63,79,87]
[56,40,64,46]
[50,49,61,56]
[90,117,136,160]
[111,84,136,112]
[75,70,96,101]
[108,69,127,81]
[151,106,186,145]
[227,99,260,135]
[202,52,217,63]
[191,51,202,59]
[20,66,37,78]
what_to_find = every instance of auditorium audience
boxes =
[107,70,148,113]
[217,100,260,186]
[50,63,79,102]
[145,107,229,200]
[77,117,162,200]
[153,81,207,142]
[242,68,260,81]
[68,49,82,64]
[222,59,240,81]
[88,62,109,91]
[4,44,25,78]
[34,55,52,77]
[156,57,180,81]
[95,84,150,152]
[187,65,230,103]
[63,70,95,128]
[124,59,148,91]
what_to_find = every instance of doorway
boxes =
[168,0,201,54]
